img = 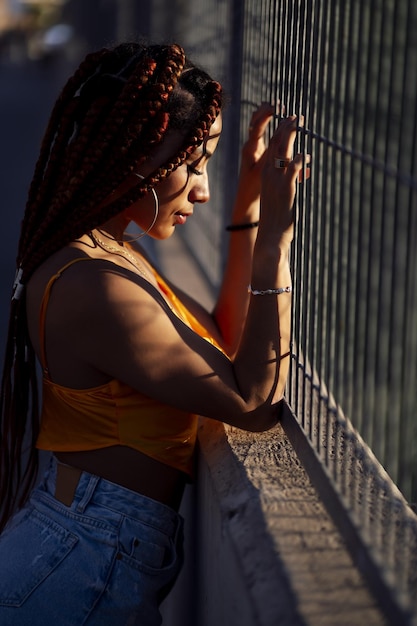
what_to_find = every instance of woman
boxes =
[0,42,307,624]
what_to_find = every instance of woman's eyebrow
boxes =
[202,130,221,158]
[190,147,212,162]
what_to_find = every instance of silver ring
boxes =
[274,157,290,168]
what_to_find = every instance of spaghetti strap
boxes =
[39,258,95,377]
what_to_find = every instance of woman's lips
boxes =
[174,212,191,225]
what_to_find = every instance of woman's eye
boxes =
[187,164,203,176]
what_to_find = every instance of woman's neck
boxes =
[96,214,130,244]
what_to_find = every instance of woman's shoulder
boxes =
[27,241,155,302]
[27,246,103,308]
[26,243,158,334]
[25,244,164,387]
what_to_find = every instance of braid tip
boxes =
[12,267,24,302]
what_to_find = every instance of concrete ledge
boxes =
[194,418,387,625]
[162,417,388,625]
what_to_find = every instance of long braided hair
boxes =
[0,42,223,531]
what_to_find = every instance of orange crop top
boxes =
[36,257,224,476]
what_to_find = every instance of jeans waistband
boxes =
[42,456,180,536]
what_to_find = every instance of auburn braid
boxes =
[0,291,39,531]
[20,49,111,258]
[80,46,185,201]
[49,57,161,208]
[0,42,223,531]
[70,58,177,212]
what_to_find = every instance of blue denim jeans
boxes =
[0,456,184,625]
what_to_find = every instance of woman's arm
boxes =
[231,114,305,407]
[213,104,275,356]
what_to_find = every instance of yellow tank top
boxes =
[36,256,224,476]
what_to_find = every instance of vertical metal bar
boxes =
[299,1,311,426]
[315,2,333,458]
[371,0,394,480]
[398,2,417,506]
[293,0,311,424]
[341,0,360,429]
[363,0,385,468]
[350,2,370,440]
[299,0,314,377]
[385,0,411,494]
[306,0,324,445]
[326,5,347,480]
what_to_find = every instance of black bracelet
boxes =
[225,221,259,231]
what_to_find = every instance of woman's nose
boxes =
[189,173,210,204]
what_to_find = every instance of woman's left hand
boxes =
[236,103,276,207]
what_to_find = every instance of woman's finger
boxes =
[247,103,274,139]
[268,115,302,162]
[296,153,311,182]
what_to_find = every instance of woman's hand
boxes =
[235,103,275,209]
[259,114,309,246]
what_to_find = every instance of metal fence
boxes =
[150,0,417,622]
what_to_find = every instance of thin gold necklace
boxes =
[90,231,150,280]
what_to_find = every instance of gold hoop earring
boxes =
[121,174,160,243]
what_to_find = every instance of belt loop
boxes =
[76,474,100,513]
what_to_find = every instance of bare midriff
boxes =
[55,445,187,511]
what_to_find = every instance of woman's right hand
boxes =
[259,114,308,246]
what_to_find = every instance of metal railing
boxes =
[150,0,417,622]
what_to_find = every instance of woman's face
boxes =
[124,113,223,239]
